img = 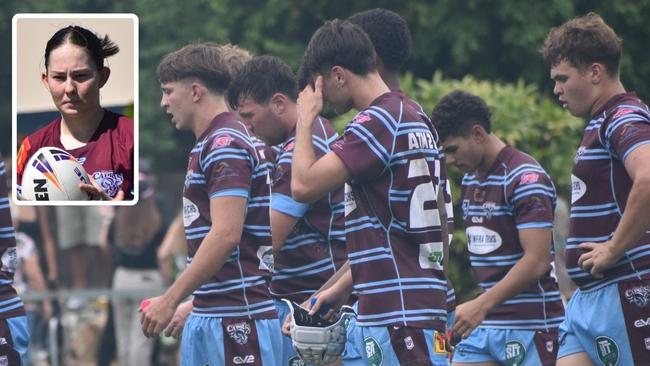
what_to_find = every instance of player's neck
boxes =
[381,72,401,91]
[476,135,506,176]
[60,107,104,145]
[590,79,627,117]
[284,105,299,134]
[192,97,230,139]
[351,73,391,110]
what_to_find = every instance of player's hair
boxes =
[227,55,298,110]
[541,12,622,76]
[219,43,253,79]
[157,42,246,94]
[300,19,376,79]
[347,8,411,72]
[45,25,119,71]
[431,90,492,141]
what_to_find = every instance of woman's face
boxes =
[42,43,109,117]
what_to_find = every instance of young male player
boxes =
[139,43,281,365]
[0,155,30,364]
[431,91,564,365]
[542,13,650,366]
[292,19,450,365]
[228,55,348,365]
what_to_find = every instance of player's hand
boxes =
[281,312,293,336]
[577,241,622,278]
[297,75,324,126]
[79,176,125,201]
[164,300,192,339]
[452,298,489,339]
[140,295,176,338]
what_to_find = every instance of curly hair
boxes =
[347,8,412,72]
[541,12,622,76]
[430,90,492,141]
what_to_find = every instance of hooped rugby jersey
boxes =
[183,112,276,319]
[396,89,457,315]
[331,91,448,330]
[460,146,564,330]
[0,156,26,318]
[269,117,347,303]
[567,92,650,290]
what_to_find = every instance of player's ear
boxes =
[41,72,50,91]
[589,63,604,84]
[190,83,203,102]
[331,66,346,87]
[270,93,286,115]
[98,67,111,88]
[470,124,488,143]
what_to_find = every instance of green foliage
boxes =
[333,72,583,301]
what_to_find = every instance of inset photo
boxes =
[12,14,138,205]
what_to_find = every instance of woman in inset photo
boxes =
[16,24,134,201]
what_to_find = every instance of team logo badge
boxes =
[212,134,234,149]
[0,356,8,366]
[462,199,470,219]
[595,336,619,366]
[404,336,414,350]
[644,337,650,351]
[545,340,554,353]
[92,170,124,198]
[353,112,372,123]
[227,321,252,345]
[257,246,274,272]
[288,355,305,366]
[365,337,383,366]
[505,340,526,366]
[483,202,496,219]
[625,286,650,307]
[473,188,485,202]
[520,172,539,185]
[0,247,17,273]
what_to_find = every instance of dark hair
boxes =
[227,55,298,110]
[431,90,492,141]
[300,19,376,79]
[44,25,119,71]
[157,42,248,94]
[541,12,622,76]
[347,8,411,72]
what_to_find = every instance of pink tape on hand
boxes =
[140,298,151,311]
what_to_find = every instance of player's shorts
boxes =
[345,325,449,366]
[180,314,283,366]
[447,310,456,332]
[0,315,30,365]
[557,276,650,365]
[55,206,103,249]
[453,327,558,365]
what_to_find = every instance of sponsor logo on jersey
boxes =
[182,197,200,227]
[574,146,586,163]
[546,340,554,353]
[344,183,357,217]
[520,172,539,185]
[434,332,446,354]
[227,321,252,345]
[92,170,124,198]
[353,112,372,124]
[365,337,383,366]
[644,337,650,351]
[462,199,470,219]
[0,247,17,273]
[466,226,503,254]
[404,336,414,350]
[283,141,295,152]
[483,202,496,219]
[212,134,234,149]
[611,108,634,120]
[233,355,255,364]
[505,340,526,366]
[0,355,8,366]
[595,336,619,366]
[625,286,650,307]
[407,131,435,150]
[419,242,443,270]
[634,317,650,328]
[257,246,274,272]
[571,174,586,204]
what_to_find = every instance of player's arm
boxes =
[453,228,552,338]
[579,144,650,275]
[141,195,246,337]
[271,211,300,255]
[292,76,349,203]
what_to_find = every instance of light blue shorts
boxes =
[0,315,30,365]
[453,327,558,365]
[557,277,650,365]
[180,314,283,366]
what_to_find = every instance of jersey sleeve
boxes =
[602,107,650,161]
[271,141,309,218]
[200,132,253,200]
[0,156,17,277]
[16,137,34,190]
[507,167,555,230]
[331,111,391,181]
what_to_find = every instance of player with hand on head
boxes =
[292,19,450,365]
[542,12,650,366]
[16,25,133,201]
[228,55,348,365]
[140,42,281,366]
[432,91,564,366]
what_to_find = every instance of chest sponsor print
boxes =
[571,174,586,204]
[183,197,200,227]
[466,226,502,254]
